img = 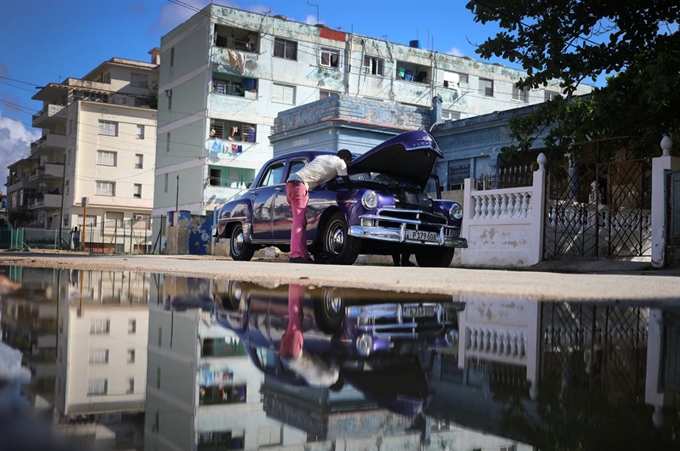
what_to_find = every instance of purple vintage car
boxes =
[215,130,468,266]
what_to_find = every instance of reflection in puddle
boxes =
[0,266,679,450]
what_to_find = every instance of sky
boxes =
[0,0,516,186]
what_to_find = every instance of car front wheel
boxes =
[315,212,360,265]
[415,248,455,268]
[230,223,256,261]
[314,287,345,333]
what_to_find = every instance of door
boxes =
[250,162,286,240]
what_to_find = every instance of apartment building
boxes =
[144,275,306,451]
[6,53,159,252]
[1,267,150,449]
[154,4,592,232]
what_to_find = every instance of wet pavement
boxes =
[1,265,679,451]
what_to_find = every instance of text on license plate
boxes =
[403,306,436,317]
[406,230,438,242]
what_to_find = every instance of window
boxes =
[272,83,295,105]
[320,48,340,68]
[105,211,124,228]
[136,125,145,139]
[319,90,339,100]
[131,73,148,88]
[545,90,560,101]
[259,162,286,187]
[77,215,97,226]
[128,319,136,334]
[500,446,516,451]
[133,214,151,230]
[170,47,175,67]
[135,154,143,169]
[164,174,169,193]
[87,379,108,396]
[133,184,142,198]
[90,319,110,334]
[156,367,161,388]
[210,120,256,143]
[457,72,469,84]
[126,379,134,394]
[442,110,461,121]
[102,72,111,84]
[68,119,74,135]
[363,55,385,75]
[89,349,109,364]
[479,78,494,96]
[448,162,470,190]
[274,37,297,60]
[96,181,116,196]
[166,132,171,152]
[97,151,117,166]
[512,85,529,102]
[99,120,118,136]
[127,349,135,363]
[167,94,172,110]
[212,74,257,97]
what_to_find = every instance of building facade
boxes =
[6,54,159,252]
[154,4,593,236]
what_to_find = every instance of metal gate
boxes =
[541,302,648,398]
[544,158,652,259]
[667,170,680,264]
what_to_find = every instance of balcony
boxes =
[30,133,68,155]
[28,193,62,211]
[32,104,66,128]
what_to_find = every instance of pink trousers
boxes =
[285,181,309,259]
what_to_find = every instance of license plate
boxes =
[406,230,438,242]
[403,305,436,317]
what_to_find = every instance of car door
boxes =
[250,161,286,241]
[271,158,308,241]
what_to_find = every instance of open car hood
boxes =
[349,130,443,188]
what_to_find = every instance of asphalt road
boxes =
[0,251,678,303]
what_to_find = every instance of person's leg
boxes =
[286,182,309,260]
[402,253,414,266]
[392,253,401,266]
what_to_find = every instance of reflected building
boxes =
[427,294,680,449]
[1,266,150,450]
[144,275,306,451]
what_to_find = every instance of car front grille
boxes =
[373,208,458,237]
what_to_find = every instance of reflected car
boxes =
[213,281,464,359]
[215,130,468,266]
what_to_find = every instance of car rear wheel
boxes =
[230,223,256,261]
[315,212,360,265]
[415,248,455,268]
[314,287,345,334]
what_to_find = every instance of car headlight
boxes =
[449,204,463,220]
[356,334,373,355]
[361,190,378,209]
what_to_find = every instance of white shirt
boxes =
[287,154,348,190]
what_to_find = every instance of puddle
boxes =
[1,266,679,450]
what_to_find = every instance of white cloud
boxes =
[304,14,321,25]
[447,47,465,57]
[0,113,40,190]
[153,0,216,33]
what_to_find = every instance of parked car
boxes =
[215,130,468,266]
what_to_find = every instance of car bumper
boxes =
[349,224,468,248]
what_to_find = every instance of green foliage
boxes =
[466,0,680,161]
[8,207,34,229]
[146,81,159,109]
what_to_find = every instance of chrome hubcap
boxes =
[325,290,343,314]
[327,223,345,255]
[232,229,244,254]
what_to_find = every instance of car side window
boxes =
[288,159,307,178]
[259,162,286,187]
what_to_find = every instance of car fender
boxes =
[217,198,254,239]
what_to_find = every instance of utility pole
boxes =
[58,155,66,249]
